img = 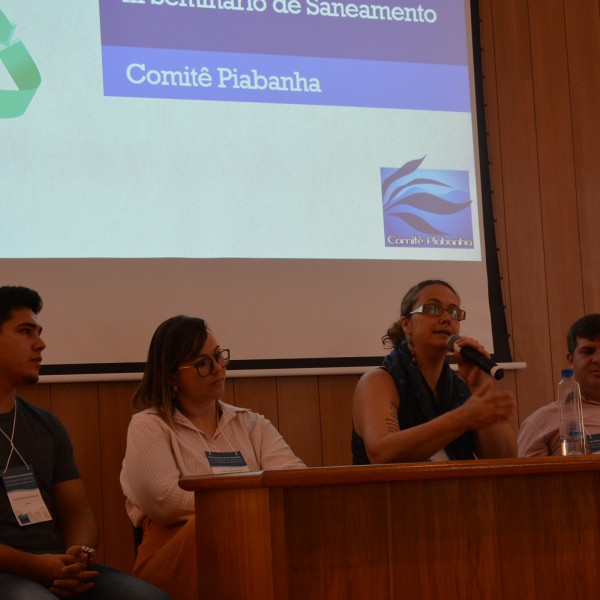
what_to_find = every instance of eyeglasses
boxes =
[409,303,466,322]
[178,349,231,377]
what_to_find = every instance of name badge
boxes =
[588,434,600,454]
[1,465,52,526]
[205,451,250,474]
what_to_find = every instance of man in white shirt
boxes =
[518,314,600,456]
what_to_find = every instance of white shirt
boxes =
[518,397,600,457]
[120,401,305,526]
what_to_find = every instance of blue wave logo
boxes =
[381,157,475,249]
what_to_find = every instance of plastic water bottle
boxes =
[558,368,586,455]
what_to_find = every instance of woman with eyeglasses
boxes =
[120,315,304,600]
[352,279,517,464]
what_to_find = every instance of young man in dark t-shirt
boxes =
[0,286,171,599]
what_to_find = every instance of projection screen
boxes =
[0,0,511,377]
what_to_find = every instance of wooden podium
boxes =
[180,457,600,599]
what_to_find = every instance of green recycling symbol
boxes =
[0,9,41,118]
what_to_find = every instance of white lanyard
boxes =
[194,405,236,454]
[0,402,29,474]
[0,402,52,526]
[193,407,249,473]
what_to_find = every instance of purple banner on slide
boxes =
[101,45,470,111]
[99,0,468,66]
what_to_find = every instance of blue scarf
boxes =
[382,341,475,460]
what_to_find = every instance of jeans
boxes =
[0,564,172,599]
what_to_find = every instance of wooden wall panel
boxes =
[98,381,137,573]
[16,382,51,411]
[232,377,279,427]
[528,0,584,378]
[49,383,105,564]
[493,370,520,433]
[564,2,600,312]
[480,0,600,421]
[276,377,322,467]
[222,378,235,405]
[318,375,358,466]
[486,0,555,422]
[478,0,600,424]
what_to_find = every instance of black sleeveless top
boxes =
[351,341,475,464]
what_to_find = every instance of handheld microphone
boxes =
[446,334,505,380]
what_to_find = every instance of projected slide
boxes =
[1,0,481,260]
[1,1,503,370]
[100,0,468,111]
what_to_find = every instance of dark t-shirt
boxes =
[0,397,80,553]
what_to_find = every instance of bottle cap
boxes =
[561,368,574,377]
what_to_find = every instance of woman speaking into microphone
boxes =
[352,279,517,464]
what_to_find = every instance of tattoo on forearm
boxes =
[385,400,400,433]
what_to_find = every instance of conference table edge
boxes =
[179,455,600,491]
